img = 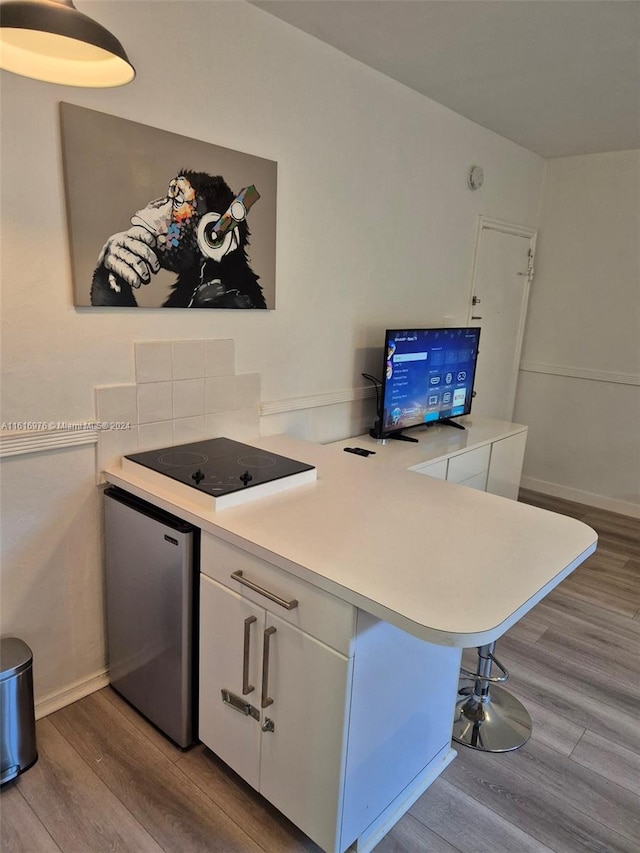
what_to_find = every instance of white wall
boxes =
[515,150,640,515]
[0,0,546,710]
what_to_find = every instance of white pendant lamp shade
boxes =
[0,0,135,87]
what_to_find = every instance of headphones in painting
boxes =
[197,185,260,261]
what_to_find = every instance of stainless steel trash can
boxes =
[1,637,38,785]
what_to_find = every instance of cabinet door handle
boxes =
[261,626,277,708]
[231,570,299,610]
[242,616,256,695]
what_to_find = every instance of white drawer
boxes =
[446,445,490,484]
[413,459,448,480]
[201,533,355,655]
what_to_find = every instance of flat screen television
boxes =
[374,327,481,441]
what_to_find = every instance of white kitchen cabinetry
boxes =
[105,427,595,852]
[199,575,351,851]
[199,577,263,788]
[485,431,527,499]
[416,458,448,480]
[441,443,491,491]
[199,533,461,853]
[330,417,527,500]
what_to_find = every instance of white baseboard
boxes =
[520,476,640,519]
[35,669,110,720]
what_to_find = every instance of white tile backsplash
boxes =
[135,342,173,383]
[234,373,260,410]
[97,338,262,476]
[95,385,138,424]
[205,408,260,442]
[205,375,236,413]
[205,339,235,377]
[173,416,207,445]
[97,424,139,473]
[234,407,261,439]
[137,381,173,424]
[173,379,205,419]
[172,340,205,380]
[137,420,174,451]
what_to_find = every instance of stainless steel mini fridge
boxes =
[104,487,198,748]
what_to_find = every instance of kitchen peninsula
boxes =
[104,430,597,853]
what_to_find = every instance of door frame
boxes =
[466,216,537,421]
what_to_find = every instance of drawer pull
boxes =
[221,689,260,720]
[242,616,256,695]
[261,626,277,708]
[231,570,299,610]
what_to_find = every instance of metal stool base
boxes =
[452,683,532,752]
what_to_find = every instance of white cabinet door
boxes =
[456,470,489,491]
[486,432,527,499]
[201,577,352,853]
[413,459,448,480]
[199,575,264,790]
[260,612,352,853]
[446,444,491,484]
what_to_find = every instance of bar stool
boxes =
[452,641,532,752]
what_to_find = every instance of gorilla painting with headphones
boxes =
[90,171,266,308]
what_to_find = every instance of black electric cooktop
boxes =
[125,437,315,498]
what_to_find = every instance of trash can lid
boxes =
[0,637,33,681]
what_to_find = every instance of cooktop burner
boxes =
[123,437,316,510]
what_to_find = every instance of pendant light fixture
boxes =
[0,0,135,87]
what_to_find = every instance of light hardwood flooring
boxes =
[2,491,639,853]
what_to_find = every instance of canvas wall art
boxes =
[60,103,277,309]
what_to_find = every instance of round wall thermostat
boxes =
[468,165,484,190]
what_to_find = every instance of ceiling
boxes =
[251,0,640,159]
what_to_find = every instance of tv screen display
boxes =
[380,327,481,436]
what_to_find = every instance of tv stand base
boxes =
[439,418,466,431]
[387,432,419,443]
[371,421,466,442]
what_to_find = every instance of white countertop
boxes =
[104,433,597,648]
[330,415,528,469]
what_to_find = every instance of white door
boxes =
[468,219,535,422]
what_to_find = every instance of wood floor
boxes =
[2,491,639,853]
